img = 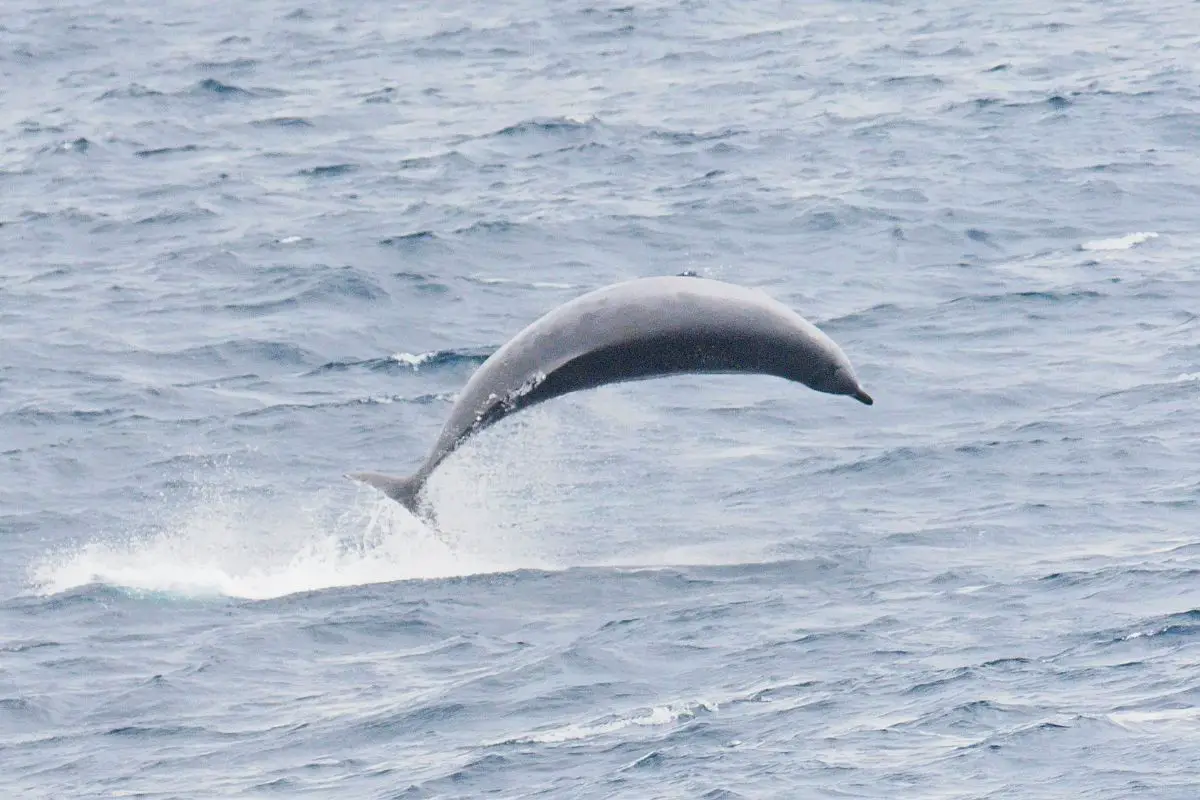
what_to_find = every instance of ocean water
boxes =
[3,0,1199,796]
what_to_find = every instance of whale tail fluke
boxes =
[346,471,423,513]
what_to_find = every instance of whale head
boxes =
[774,321,873,406]
[822,364,873,405]
[779,331,873,405]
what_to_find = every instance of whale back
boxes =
[410,276,864,484]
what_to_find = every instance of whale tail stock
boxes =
[346,471,423,513]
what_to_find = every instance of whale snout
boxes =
[825,364,873,406]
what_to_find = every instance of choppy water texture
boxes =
[3,0,1200,797]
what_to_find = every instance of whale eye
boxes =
[818,362,849,394]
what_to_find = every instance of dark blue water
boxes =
[4,1,1199,796]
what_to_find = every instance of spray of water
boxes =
[27,485,516,601]
[25,407,595,600]
[27,396,776,601]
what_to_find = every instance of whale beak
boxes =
[852,386,873,405]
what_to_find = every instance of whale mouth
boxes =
[852,387,874,405]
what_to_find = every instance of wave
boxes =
[96,84,166,100]
[645,126,746,146]
[1080,231,1158,251]
[466,116,609,161]
[230,391,456,419]
[379,230,438,246]
[1109,707,1200,731]
[190,78,252,97]
[216,269,387,316]
[394,150,475,172]
[42,137,92,155]
[184,79,285,99]
[1118,609,1200,642]
[488,116,601,139]
[196,57,259,72]
[152,339,319,368]
[492,700,717,746]
[134,144,201,158]
[305,348,493,376]
[944,288,1105,306]
[819,303,906,331]
[943,94,1074,116]
[463,274,577,290]
[297,163,358,178]
[250,116,312,128]
[134,206,218,226]
[2,406,135,426]
[453,219,519,235]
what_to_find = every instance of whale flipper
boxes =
[346,471,422,512]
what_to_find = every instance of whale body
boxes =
[349,275,872,513]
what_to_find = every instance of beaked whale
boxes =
[349,275,872,514]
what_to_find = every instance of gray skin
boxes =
[348,275,872,514]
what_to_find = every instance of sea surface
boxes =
[3,1,1199,797]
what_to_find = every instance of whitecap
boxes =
[391,351,435,369]
[1080,231,1158,251]
[1109,708,1200,731]
[496,700,717,745]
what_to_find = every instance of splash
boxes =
[26,410,589,601]
[27,476,536,601]
[26,401,769,601]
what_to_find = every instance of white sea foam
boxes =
[391,351,436,369]
[466,274,576,289]
[498,700,718,745]
[1080,231,1158,251]
[1109,707,1200,731]
[491,678,820,747]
